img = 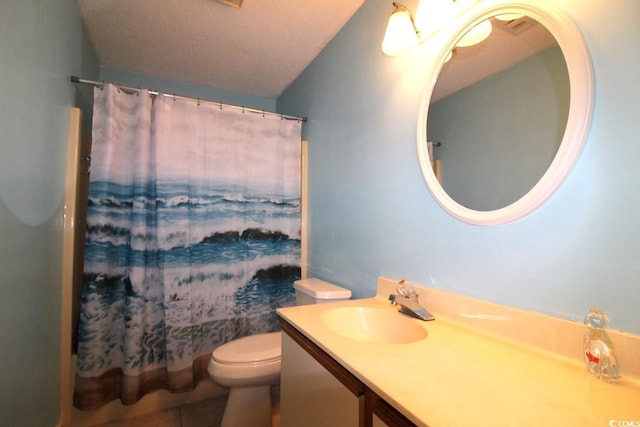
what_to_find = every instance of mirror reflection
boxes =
[427,16,569,211]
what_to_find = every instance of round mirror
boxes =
[417,1,594,225]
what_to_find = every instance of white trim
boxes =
[416,0,594,225]
[59,108,82,427]
[301,140,308,278]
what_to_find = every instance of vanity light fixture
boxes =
[414,0,456,42]
[381,3,421,56]
[381,0,490,56]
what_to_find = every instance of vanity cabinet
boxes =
[281,321,416,427]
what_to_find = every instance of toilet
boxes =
[208,278,352,427]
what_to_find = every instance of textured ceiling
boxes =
[77,0,366,98]
[78,1,556,101]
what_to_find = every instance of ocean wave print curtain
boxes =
[74,84,302,409]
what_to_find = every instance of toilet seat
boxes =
[207,278,351,427]
[208,332,282,389]
[212,332,281,364]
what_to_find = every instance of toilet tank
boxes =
[293,278,352,305]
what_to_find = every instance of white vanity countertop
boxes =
[277,292,640,426]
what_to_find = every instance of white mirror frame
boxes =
[416,0,594,225]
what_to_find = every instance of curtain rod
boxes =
[70,76,307,123]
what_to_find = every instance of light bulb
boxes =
[382,7,420,56]
[456,19,492,48]
[495,13,525,21]
[414,0,455,40]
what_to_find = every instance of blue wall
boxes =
[1,1,638,424]
[278,0,640,334]
[0,1,98,425]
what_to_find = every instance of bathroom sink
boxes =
[321,306,428,344]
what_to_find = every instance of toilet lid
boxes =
[212,332,281,364]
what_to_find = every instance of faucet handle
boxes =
[396,279,419,302]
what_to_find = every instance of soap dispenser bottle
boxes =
[583,308,620,381]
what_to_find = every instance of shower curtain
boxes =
[74,84,302,409]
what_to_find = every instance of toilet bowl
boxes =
[208,332,282,427]
[208,278,351,427]
[208,332,281,387]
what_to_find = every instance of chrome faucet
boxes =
[389,279,435,321]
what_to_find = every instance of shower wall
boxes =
[0,1,99,425]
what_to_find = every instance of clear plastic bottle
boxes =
[583,308,621,381]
